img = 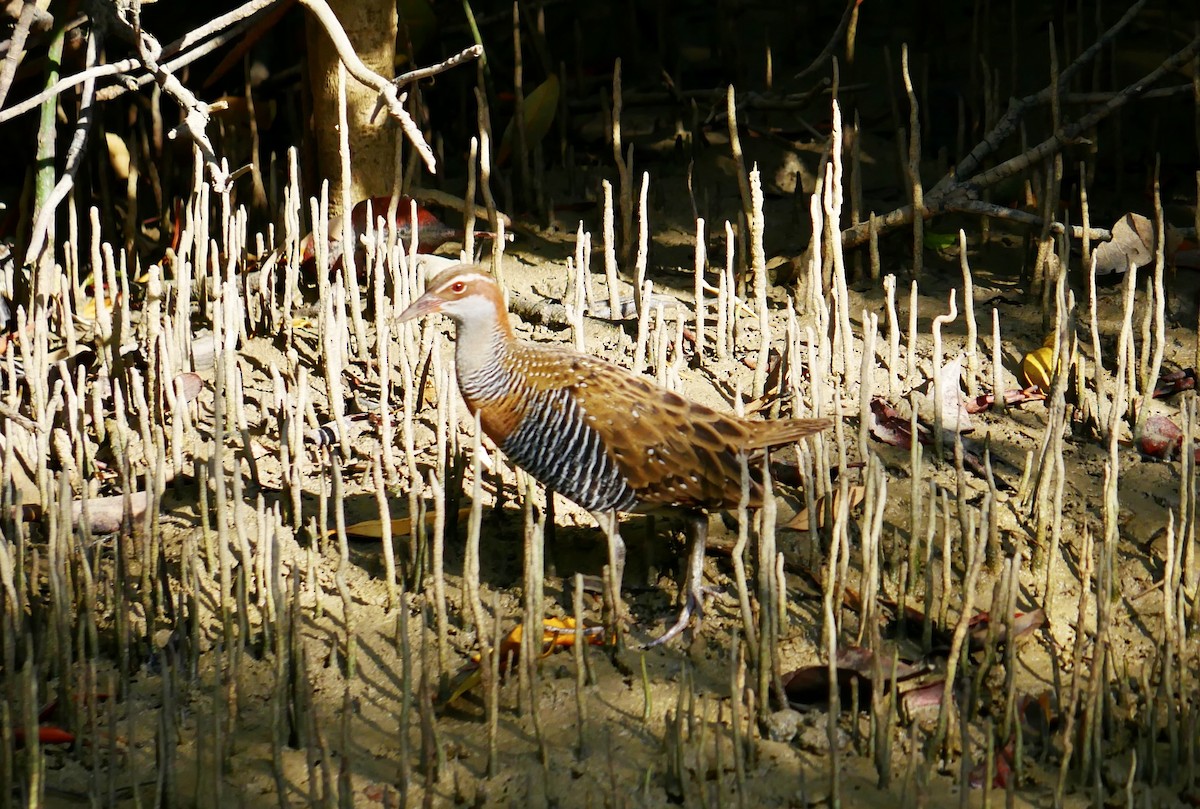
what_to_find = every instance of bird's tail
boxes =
[742,417,832,449]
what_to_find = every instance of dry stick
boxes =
[1028,271,1071,573]
[0,2,47,110]
[757,459,778,715]
[429,467,449,686]
[715,223,731,360]
[369,446,398,612]
[572,574,589,759]
[930,290,959,459]
[856,454,886,646]
[1111,264,1139,436]
[883,275,900,398]
[464,136,478,259]
[602,180,621,319]
[1086,253,1108,433]
[635,172,650,319]
[725,85,753,260]
[958,230,980,397]
[486,590,502,778]
[929,526,987,765]
[901,44,924,279]
[566,257,584,352]
[1079,160,1092,272]
[575,220,593,311]
[730,635,748,809]
[826,103,854,386]
[857,310,878,465]
[520,487,549,769]
[749,168,770,398]
[824,428,852,809]
[633,280,652,375]
[906,280,919,393]
[336,63,369,363]
[611,58,633,265]
[374,231,398,485]
[694,218,707,363]
[733,456,757,660]
[1133,161,1168,442]
[474,86,500,254]
[330,452,356,678]
[990,309,1005,415]
[464,414,488,639]
[1164,507,1184,783]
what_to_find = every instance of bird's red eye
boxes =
[450,281,466,293]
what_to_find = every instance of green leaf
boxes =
[922,230,958,250]
[498,73,560,166]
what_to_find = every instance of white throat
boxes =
[445,294,508,383]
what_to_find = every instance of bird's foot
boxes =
[642,586,713,649]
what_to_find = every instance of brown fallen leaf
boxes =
[781,484,866,530]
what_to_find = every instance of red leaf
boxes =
[1139,416,1184,459]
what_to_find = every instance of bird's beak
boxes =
[397,291,441,323]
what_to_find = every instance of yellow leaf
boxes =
[498,73,560,166]
[340,506,473,539]
[1021,345,1057,392]
[106,133,130,180]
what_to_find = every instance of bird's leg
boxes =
[593,510,626,640]
[645,512,708,648]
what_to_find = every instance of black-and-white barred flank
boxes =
[501,386,638,513]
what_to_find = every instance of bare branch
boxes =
[0,2,51,110]
[969,33,1200,192]
[0,0,280,122]
[932,0,1148,195]
[394,44,483,88]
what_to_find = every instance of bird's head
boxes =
[397,264,506,327]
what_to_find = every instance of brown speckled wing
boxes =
[506,344,829,511]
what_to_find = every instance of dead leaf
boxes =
[868,398,928,449]
[927,354,973,434]
[1093,212,1154,276]
[782,484,865,530]
[1154,368,1197,398]
[782,645,929,707]
[173,373,203,404]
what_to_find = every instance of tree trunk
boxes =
[304,0,398,218]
